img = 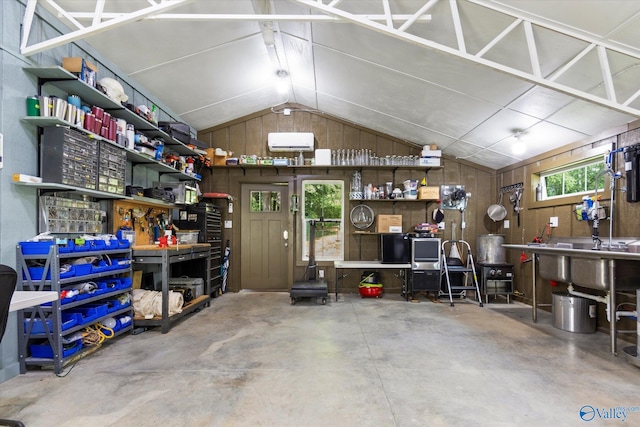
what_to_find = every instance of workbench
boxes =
[333,261,410,301]
[132,244,211,333]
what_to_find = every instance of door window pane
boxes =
[250,191,281,212]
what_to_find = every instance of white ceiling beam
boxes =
[597,45,616,103]
[475,18,522,58]
[43,0,84,30]
[548,44,596,82]
[289,0,640,117]
[399,0,438,32]
[21,0,195,56]
[92,0,105,27]
[20,0,38,54]
[449,0,466,54]
[523,21,541,78]
[61,13,432,23]
[382,0,393,28]
[468,0,640,60]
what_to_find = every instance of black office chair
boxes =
[0,264,25,427]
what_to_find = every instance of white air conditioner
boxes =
[267,132,314,152]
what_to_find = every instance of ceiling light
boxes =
[512,130,526,155]
[276,70,289,94]
[262,21,275,46]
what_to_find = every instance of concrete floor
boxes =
[1,291,640,427]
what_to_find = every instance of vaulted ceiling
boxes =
[21,0,640,169]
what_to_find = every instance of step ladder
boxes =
[441,240,484,307]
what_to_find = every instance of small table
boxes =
[10,291,58,312]
[333,261,411,301]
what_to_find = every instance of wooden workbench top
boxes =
[132,243,211,251]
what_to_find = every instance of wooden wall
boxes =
[496,120,640,335]
[197,105,496,294]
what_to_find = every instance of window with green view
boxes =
[540,159,605,200]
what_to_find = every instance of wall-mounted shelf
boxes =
[13,181,125,200]
[214,164,441,171]
[24,66,201,157]
[349,198,437,202]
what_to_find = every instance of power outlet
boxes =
[318,269,324,278]
[550,217,559,227]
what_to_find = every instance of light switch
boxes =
[550,217,559,227]
[504,220,510,229]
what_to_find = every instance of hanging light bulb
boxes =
[276,69,289,94]
[512,130,526,155]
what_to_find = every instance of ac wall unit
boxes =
[267,132,314,152]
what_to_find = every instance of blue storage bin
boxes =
[58,240,75,253]
[74,292,91,301]
[89,240,106,251]
[65,304,107,325]
[104,239,118,249]
[24,316,77,334]
[20,241,54,255]
[97,279,120,292]
[91,261,108,273]
[118,239,130,249]
[111,258,131,270]
[23,266,73,280]
[41,292,74,306]
[24,267,49,280]
[30,340,82,359]
[118,277,132,289]
[113,315,132,333]
[61,312,83,325]
[103,299,122,313]
[73,242,90,252]
[74,263,92,276]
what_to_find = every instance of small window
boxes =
[250,191,281,212]
[539,159,605,200]
[300,180,344,262]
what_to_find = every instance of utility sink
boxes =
[531,239,640,291]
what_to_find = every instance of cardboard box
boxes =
[62,57,98,87]
[419,157,441,167]
[418,186,440,200]
[377,214,403,233]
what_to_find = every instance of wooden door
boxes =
[240,183,290,290]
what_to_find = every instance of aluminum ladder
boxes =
[441,240,484,307]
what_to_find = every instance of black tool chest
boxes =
[172,202,222,295]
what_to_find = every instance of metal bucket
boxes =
[476,234,505,264]
[552,292,597,333]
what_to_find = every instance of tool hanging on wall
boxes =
[510,188,523,227]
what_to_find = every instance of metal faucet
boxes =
[592,149,623,250]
